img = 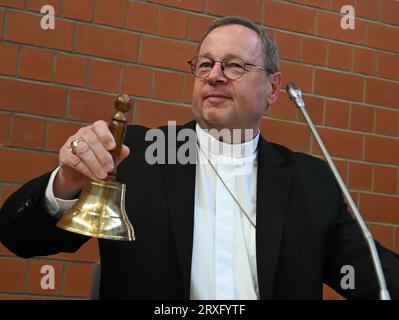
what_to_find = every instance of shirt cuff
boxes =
[44,167,78,218]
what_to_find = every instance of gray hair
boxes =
[199,16,280,73]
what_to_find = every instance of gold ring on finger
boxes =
[69,138,85,155]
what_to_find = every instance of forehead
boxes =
[199,24,263,61]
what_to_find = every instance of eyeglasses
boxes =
[187,55,274,80]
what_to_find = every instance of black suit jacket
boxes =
[1,121,398,299]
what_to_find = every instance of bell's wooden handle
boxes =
[108,94,131,181]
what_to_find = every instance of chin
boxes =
[202,109,232,127]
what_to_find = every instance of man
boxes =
[1,16,398,300]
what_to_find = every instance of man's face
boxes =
[191,24,281,133]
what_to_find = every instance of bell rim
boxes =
[56,222,135,241]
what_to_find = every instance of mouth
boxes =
[203,93,232,104]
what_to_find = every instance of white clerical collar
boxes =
[196,123,259,159]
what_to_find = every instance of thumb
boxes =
[116,145,130,166]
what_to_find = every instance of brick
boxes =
[0,79,67,117]
[0,113,10,145]
[187,14,213,42]
[260,119,310,153]
[94,0,128,27]
[154,71,183,102]
[55,54,88,86]
[46,120,82,152]
[366,79,399,109]
[88,60,121,93]
[365,135,399,165]
[0,149,58,183]
[274,31,302,62]
[126,2,158,34]
[374,166,398,194]
[0,184,19,207]
[325,100,350,129]
[353,48,377,76]
[135,100,193,127]
[315,69,363,102]
[334,159,348,183]
[270,92,297,122]
[350,104,374,133]
[264,0,315,34]
[367,23,399,53]
[289,0,306,3]
[75,24,138,62]
[0,294,46,300]
[62,0,94,21]
[0,8,3,36]
[296,95,324,126]
[69,90,120,122]
[348,162,372,190]
[141,37,197,72]
[6,11,74,51]
[305,0,330,9]
[280,62,313,94]
[330,0,356,12]
[158,8,187,40]
[316,11,366,45]
[327,43,352,71]
[19,47,55,81]
[377,52,399,81]
[25,0,62,14]
[367,224,395,251]
[10,115,46,150]
[302,37,327,66]
[380,0,399,25]
[0,259,26,293]
[49,238,99,262]
[0,0,24,8]
[311,127,362,160]
[183,75,195,104]
[323,284,345,300]
[0,43,18,75]
[26,261,64,295]
[350,191,359,208]
[375,109,398,137]
[360,193,399,224]
[208,0,262,23]
[356,0,379,20]
[63,263,94,297]
[121,65,153,97]
[148,0,205,12]
[0,241,14,256]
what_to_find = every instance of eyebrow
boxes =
[199,52,247,61]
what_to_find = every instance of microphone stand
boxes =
[286,82,391,300]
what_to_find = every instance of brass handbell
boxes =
[56,94,135,241]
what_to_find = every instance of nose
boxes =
[207,61,228,84]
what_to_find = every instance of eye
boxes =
[198,61,213,69]
[224,60,245,70]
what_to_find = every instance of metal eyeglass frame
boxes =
[187,55,274,80]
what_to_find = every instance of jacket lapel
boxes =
[256,137,292,299]
[161,121,197,299]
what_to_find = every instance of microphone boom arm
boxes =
[286,82,391,300]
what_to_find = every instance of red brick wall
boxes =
[0,0,398,300]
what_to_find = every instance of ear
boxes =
[266,72,282,106]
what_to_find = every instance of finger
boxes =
[84,128,114,172]
[116,145,130,166]
[69,137,108,180]
[59,143,97,180]
[120,145,130,161]
[92,120,116,150]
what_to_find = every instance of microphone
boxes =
[286,82,391,300]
